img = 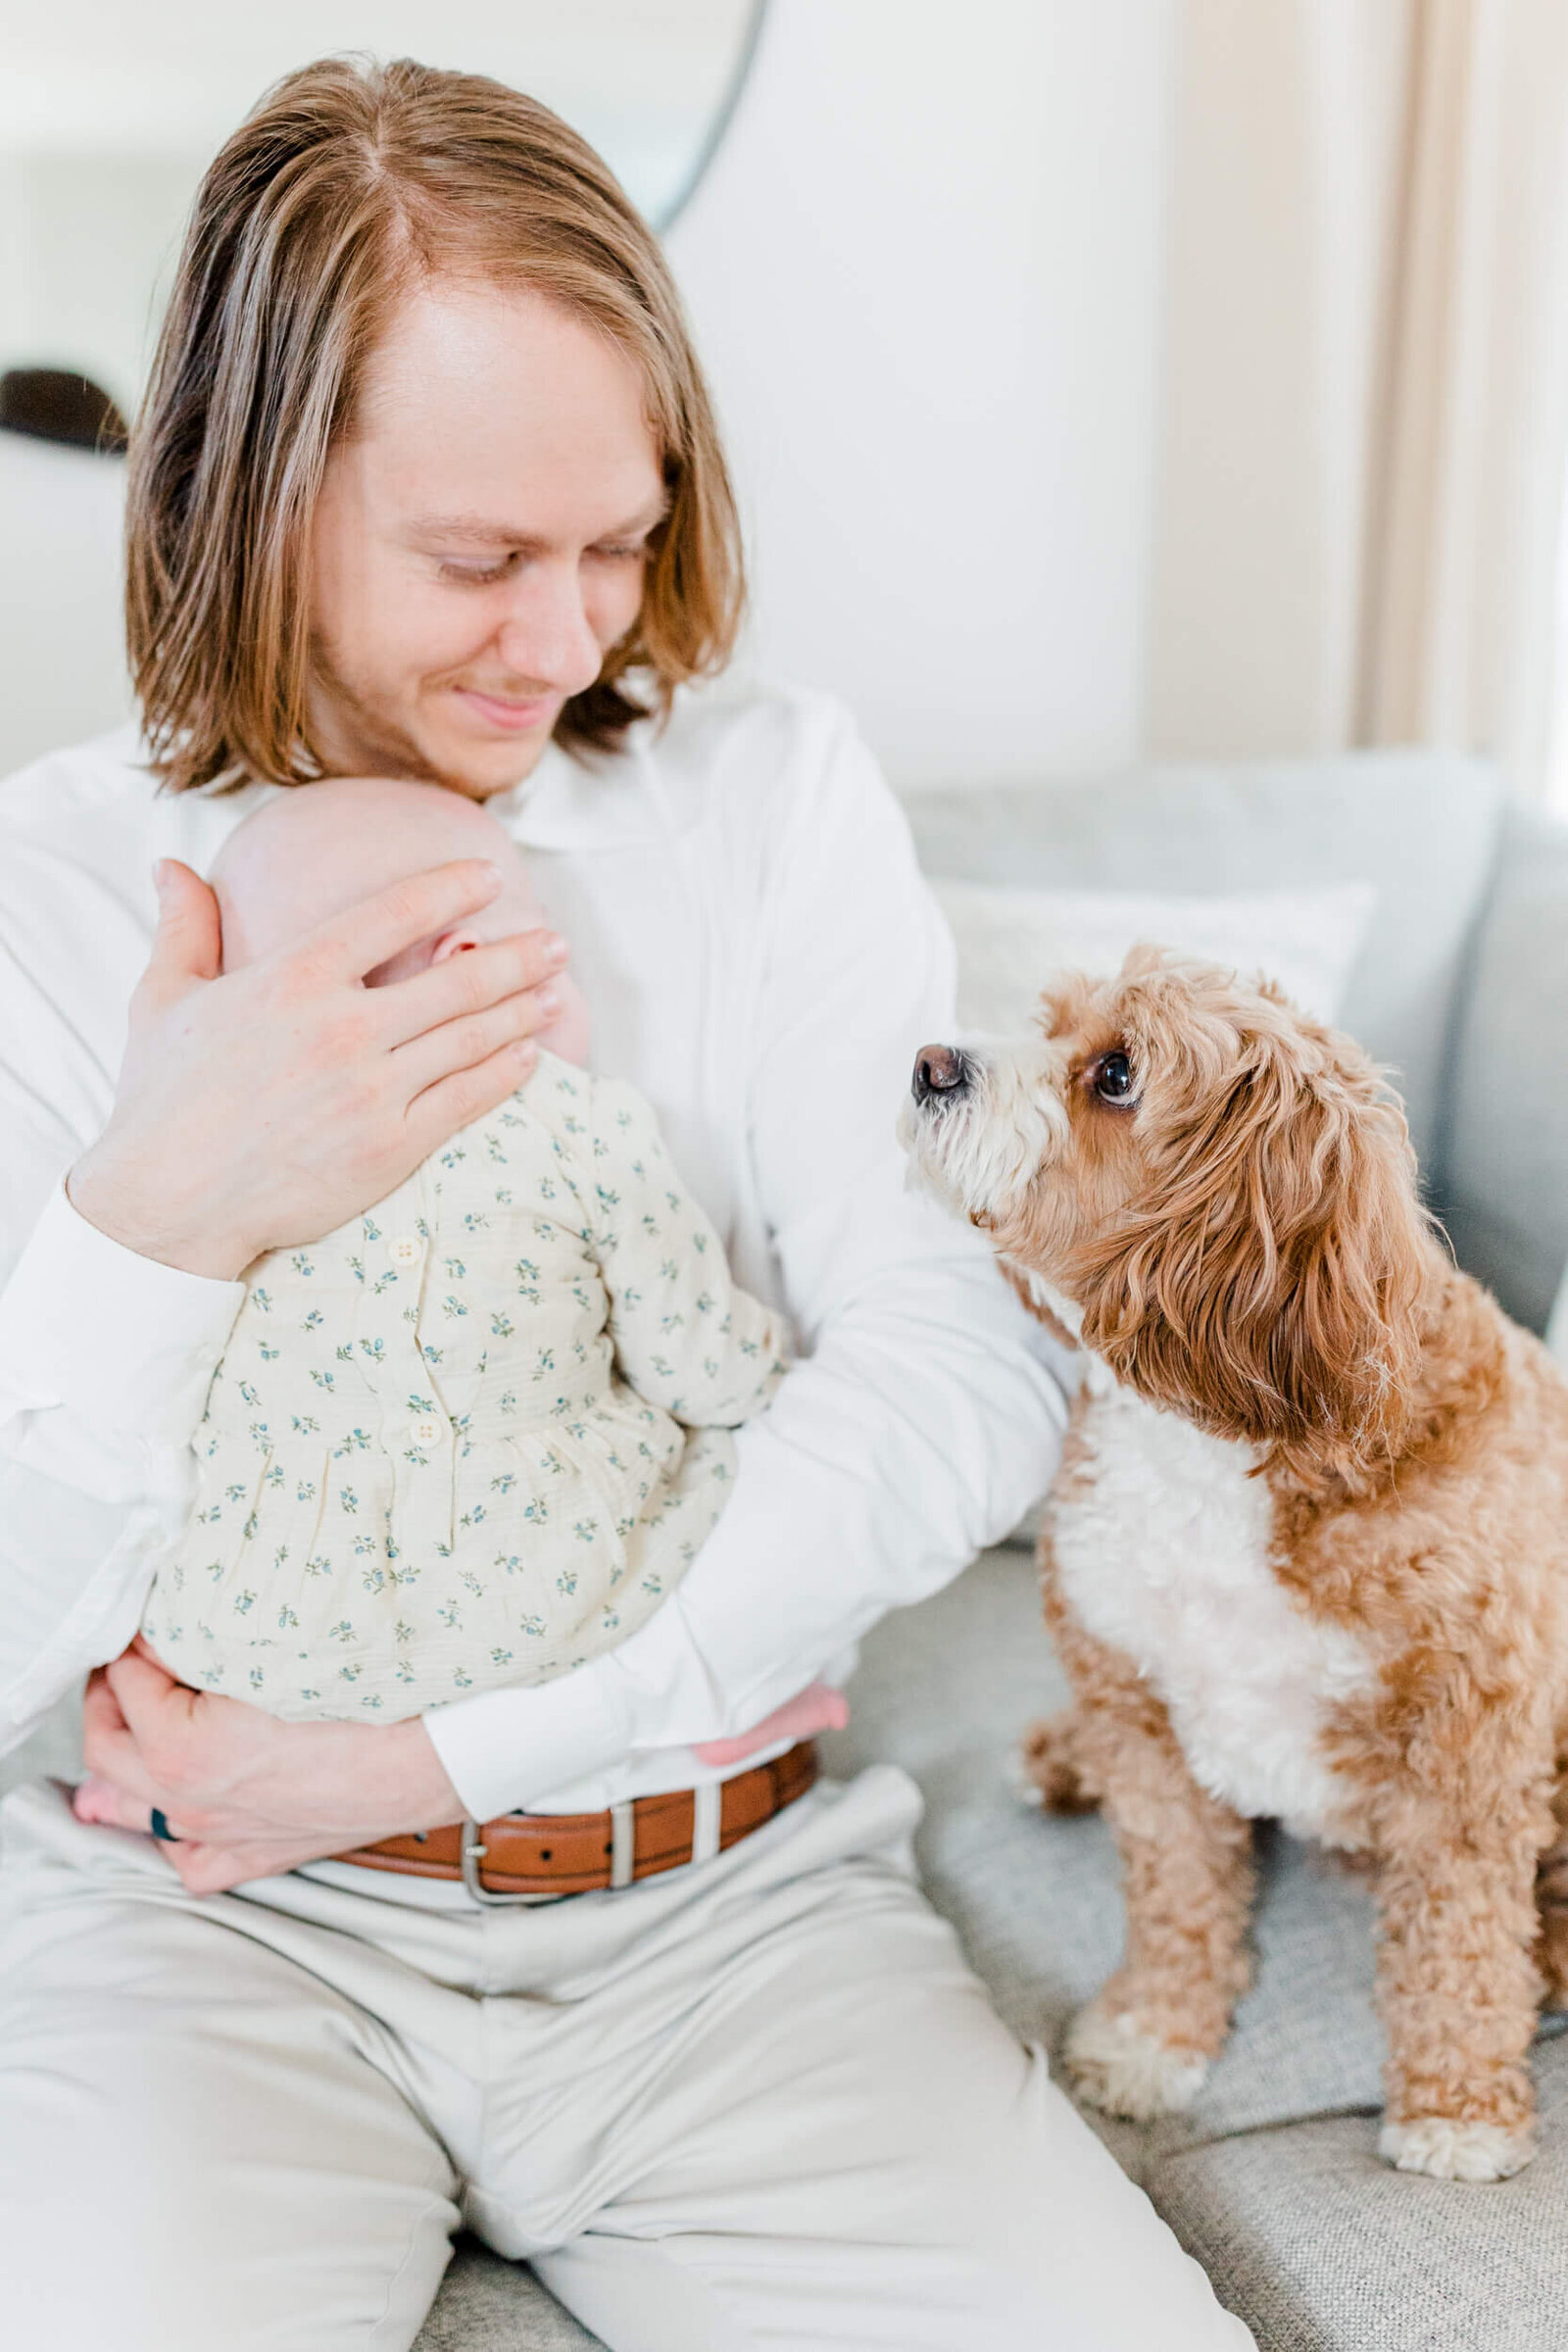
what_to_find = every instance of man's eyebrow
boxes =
[408,498,671,548]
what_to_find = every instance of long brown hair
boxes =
[126,55,744,792]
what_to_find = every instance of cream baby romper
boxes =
[141,1052,787,1720]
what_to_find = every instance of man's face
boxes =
[308,279,667,800]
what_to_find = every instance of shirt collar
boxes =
[487,733,677,852]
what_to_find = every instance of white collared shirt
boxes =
[0,677,1067,1818]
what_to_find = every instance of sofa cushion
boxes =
[1146,2059,1568,2352]
[1443,803,1568,1332]
[934,875,1377,1027]
[901,751,1504,1179]
[415,2242,599,2350]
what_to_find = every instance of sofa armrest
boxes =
[1441,805,1568,1332]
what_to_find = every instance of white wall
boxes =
[0,435,133,772]
[0,152,201,422]
[667,0,1176,788]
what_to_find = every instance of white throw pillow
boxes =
[933,878,1378,1036]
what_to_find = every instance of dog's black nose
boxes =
[912,1044,968,1104]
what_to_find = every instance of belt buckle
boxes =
[460,1803,638,1904]
[460,1818,535,1906]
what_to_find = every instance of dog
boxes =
[901,947,1568,2181]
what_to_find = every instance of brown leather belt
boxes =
[333,1740,819,1903]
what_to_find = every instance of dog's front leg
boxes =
[1374,1781,1551,2181]
[1047,1588,1253,2121]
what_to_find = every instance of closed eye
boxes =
[440,555,520,585]
[441,540,650,585]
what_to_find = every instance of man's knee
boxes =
[956,2054,1255,2351]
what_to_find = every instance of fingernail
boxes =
[152,858,172,894]
[535,987,561,1017]
[543,936,568,967]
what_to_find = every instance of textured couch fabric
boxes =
[415,2244,600,2350]
[1147,2087,1568,2352]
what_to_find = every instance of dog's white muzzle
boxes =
[899,1034,1068,1226]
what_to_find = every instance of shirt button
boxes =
[389,1235,423,1266]
[411,1416,445,1448]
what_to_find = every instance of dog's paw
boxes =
[1065,2004,1209,2121]
[1012,1715,1098,1814]
[1378,2114,1536,2181]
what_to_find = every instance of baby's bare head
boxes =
[210,778,543,982]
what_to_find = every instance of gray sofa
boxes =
[12,753,1568,2349]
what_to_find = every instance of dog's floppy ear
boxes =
[1072,1024,1429,1489]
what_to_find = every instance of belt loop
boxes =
[609,1799,636,1890]
[691,1778,723,1866]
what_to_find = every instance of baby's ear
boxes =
[429,928,481,964]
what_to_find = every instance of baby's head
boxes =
[210,777,589,1059]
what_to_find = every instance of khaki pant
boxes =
[0,1768,1253,2351]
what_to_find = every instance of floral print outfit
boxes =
[142,1054,788,1719]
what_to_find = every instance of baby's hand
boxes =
[693,1682,849,1768]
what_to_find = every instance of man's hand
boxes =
[69,856,566,1281]
[72,1641,463,1893]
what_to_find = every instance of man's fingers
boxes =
[140,860,223,1003]
[391,990,552,1099]
[377,927,565,1049]
[71,1773,124,1827]
[106,1640,187,1724]
[79,1696,162,1804]
[103,1645,201,1782]
[300,859,504,985]
[407,1041,542,1155]
[72,1776,173,1836]
[82,1663,126,1734]
[170,1845,254,1895]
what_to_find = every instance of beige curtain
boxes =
[1146,0,1568,801]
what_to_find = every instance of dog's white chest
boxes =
[1050,1371,1375,1838]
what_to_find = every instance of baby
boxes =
[139,778,788,1721]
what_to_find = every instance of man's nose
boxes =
[912,1044,969,1103]
[495,572,604,698]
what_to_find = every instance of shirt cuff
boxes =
[0,1183,244,1448]
[423,1663,633,1821]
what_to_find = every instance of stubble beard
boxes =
[303,632,547,802]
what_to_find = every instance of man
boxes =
[0,56,1253,2350]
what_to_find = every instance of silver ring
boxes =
[150,1806,179,1843]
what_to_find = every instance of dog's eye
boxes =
[1092,1052,1135,1104]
